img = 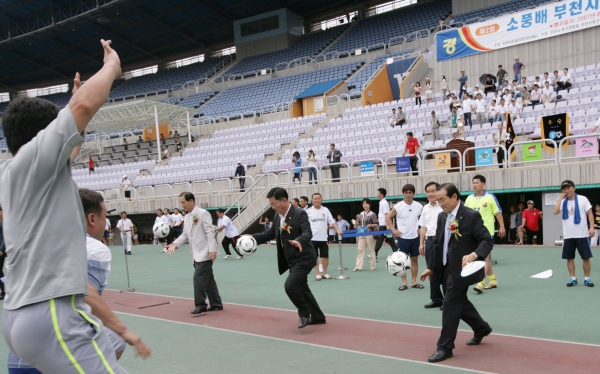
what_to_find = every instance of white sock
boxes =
[571,277,577,281]
[585,277,590,281]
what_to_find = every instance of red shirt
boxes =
[522,208,541,231]
[406,138,419,156]
[88,158,94,169]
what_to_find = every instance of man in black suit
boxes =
[420,183,493,363]
[252,187,326,328]
[327,143,343,183]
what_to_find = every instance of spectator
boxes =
[259,216,273,244]
[327,143,343,182]
[373,188,395,258]
[441,75,448,98]
[592,203,600,246]
[501,88,512,103]
[519,200,543,245]
[515,202,525,244]
[299,196,310,210]
[424,78,434,104]
[462,93,473,129]
[396,107,406,128]
[437,17,445,31]
[450,105,459,139]
[171,208,183,240]
[491,91,501,103]
[519,76,530,93]
[509,205,519,244]
[472,84,483,97]
[116,211,133,255]
[174,130,179,138]
[556,68,572,92]
[411,82,422,106]
[160,133,165,141]
[235,161,245,192]
[507,97,521,121]
[513,56,526,83]
[162,144,170,159]
[402,132,419,176]
[163,208,175,247]
[292,151,302,185]
[123,138,127,145]
[306,150,318,184]
[493,122,507,168]
[530,84,542,106]
[487,99,499,124]
[533,76,543,87]
[88,156,95,175]
[108,225,115,246]
[120,175,132,200]
[448,15,455,26]
[137,135,143,143]
[473,92,486,125]
[449,93,460,110]
[353,198,378,272]
[458,70,468,98]
[388,108,398,127]
[510,79,519,95]
[497,98,507,123]
[484,76,496,94]
[542,81,555,104]
[520,86,531,107]
[292,198,300,208]
[175,137,183,151]
[552,180,595,287]
[132,222,140,245]
[552,70,561,90]
[337,214,350,244]
[168,131,173,137]
[103,218,111,246]
[543,72,553,86]
[430,111,440,141]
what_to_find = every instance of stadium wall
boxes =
[452,0,511,15]
[236,32,302,59]
[362,64,394,106]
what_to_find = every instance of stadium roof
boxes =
[295,79,343,99]
[0,0,358,91]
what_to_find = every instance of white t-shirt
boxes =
[122,179,131,189]
[378,199,390,226]
[559,195,592,239]
[306,206,335,241]
[117,218,133,232]
[507,103,521,114]
[86,235,112,295]
[560,73,571,83]
[530,89,542,100]
[543,88,554,99]
[395,200,422,239]
[172,213,184,226]
[418,202,443,236]
[105,218,111,231]
[496,103,506,114]
[462,99,473,112]
[488,105,498,118]
[474,99,487,113]
[155,215,170,226]
[217,215,240,238]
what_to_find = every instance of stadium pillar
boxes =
[186,111,191,144]
[154,105,161,162]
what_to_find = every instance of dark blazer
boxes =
[426,203,493,288]
[253,205,316,275]
[327,149,343,163]
[235,165,245,177]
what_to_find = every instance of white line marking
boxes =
[107,289,600,348]
[114,310,495,374]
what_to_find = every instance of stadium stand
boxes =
[33,92,71,108]
[169,91,219,109]
[72,160,155,191]
[198,62,364,118]
[222,25,349,79]
[453,0,556,23]
[0,122,6,150]
[346,51,416,90]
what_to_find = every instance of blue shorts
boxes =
[293,172,301,178]
[397,237,420,257]
[104,230,109,239]
[562,238,593,260]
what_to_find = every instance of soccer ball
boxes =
[236,236,257,256]
[153,222,170,238]
[386,251,411,277]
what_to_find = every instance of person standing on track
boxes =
[373,188,396,259]
[155,208,171,253]
[116,211,133,255]
[519,200,543,245]
[216,208,244,259]
[419,182,444,309]
[464,175,505,293]
[0,39,130,373]
[306,193,342,280]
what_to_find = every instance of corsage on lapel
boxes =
[449,218,462,241]
[280,222,292,234]
[192,214,199,225]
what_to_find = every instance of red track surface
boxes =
[104,290,599,374]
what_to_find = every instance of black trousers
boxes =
[374,226,395,256]
[438,267,489,352]
[459,85,466,99]
[239,178,245,192]
[496,148,505,168]
[425,238,443,303]
[330,165,340,182]
[410,157,418,176]
[193,260,223,308]
[222,235,242,256]
[285,262,326,320]
[464,112,473,129]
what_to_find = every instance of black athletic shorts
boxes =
[312,241,329,258]
[562,238,593,260]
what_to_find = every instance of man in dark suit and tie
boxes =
[253,187,326,328]
[420,183,493,363]
[327,143,343,183]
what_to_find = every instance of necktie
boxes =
[443,213,454,266]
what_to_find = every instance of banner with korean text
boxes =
[437,0,600,61]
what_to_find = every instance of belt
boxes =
[426,236,435,240]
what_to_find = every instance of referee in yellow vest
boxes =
[465,175,506,293]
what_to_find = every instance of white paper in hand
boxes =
[531,269,553,279]
[461,261,485,277]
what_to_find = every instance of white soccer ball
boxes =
[236,236,257,256]
[386,251,411,277]
[153,222,170,238]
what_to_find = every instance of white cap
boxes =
[237,161,242,164]
[123,175,127,179]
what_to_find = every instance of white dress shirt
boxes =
[418,202,443,236]
[443,203,461,265]
[116,218,133,232]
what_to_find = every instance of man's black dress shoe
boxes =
[428,349,453,363]
[424,301,443,309]
[298,317,309,329]
[190,306,208,314]
[307,317,326,325]
[207,306,223,311]
[440,306,444,311]
[467,326,492,345]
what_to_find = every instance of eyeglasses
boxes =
[270,200,281,208]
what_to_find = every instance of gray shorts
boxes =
[3,294,128,373]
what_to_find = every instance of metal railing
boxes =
[288,166,321,185]
[385,154,423,177]
[462,145,508,170]
[265,169,291,187]
[224,173,269,221]
[351,158,385,180]
[320,162,352,183]
[558,133,600,163]
[422,149,462,174]
[507,139,558,167]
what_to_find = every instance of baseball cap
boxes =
[527,200,534,204]
[561,180,575,189]
[237,161,241,164]
[475,84,479,87]
[511,97,516,101]
[123,175,127,179]
[515,56,519,59]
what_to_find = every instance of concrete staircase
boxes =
[317,21,360,56]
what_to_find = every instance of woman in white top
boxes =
[411,82,422,106]
[306,150,318,185]
[353,198,379,272]
[424,78,434,103]
[441,75,448,99]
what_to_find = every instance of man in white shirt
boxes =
[556,68,572,92]
[472,85,483,97]
[542,81,555,104]
[543,72,553,86]
[172,208,184,240]
[104,217,111,246]
[387,184,423,290]
[493,122,507,168]
[487,100,499,124]
[163,208,175,247]
[374,188,396,258]
[121,175,132,200]
[388,108,398,127]
[507,97,521,121]
[155,209,171,252]
[305,193,342,280]
[116,211,133,255]
[462,93,473,129]
[418,182,444,309]
[216,209,244,259]
[474,93,487,125]
[167,192,223,314]
[530,84,542,106]
[496,98,507,123]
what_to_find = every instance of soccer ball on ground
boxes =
[386,251,411,277]
[153,222,170,238]
[236,236,257,256]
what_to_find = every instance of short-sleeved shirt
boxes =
[465,191,502,236]
[155,215,170,227]
[172,213,184,226]
[397,112,406,121]
[337,220,350,231]
[406,138,419,156]
[105,218,111,231]
[474,99,487,112]
[459,75,468,86]
[0,106,87,310]
[378,199,391,226]
[86,235,111,295]
[559,195,592,239]
[513,62,524,74]
[117,218,133,232]
[217,215,240,238]
[306,206,335,241]
[522,208,542,231]
[418,202,443,236]
[462,99,472,112]
[395,201,422,240]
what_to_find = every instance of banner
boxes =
[505,112,517,160]
[435,152,451,169]
[522,142,543,162]
[475,147,494,166]
[360,161,375,176]
[437,0,600,61]
[540,113,570,151]
[575,136,598,157]
[395,157,411,173]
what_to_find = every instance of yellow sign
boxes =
[435,152,451,169]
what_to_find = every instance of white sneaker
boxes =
[224,255,231,259]
[315,275,322,281]
[159,249,166,253]
[236,256,243,259]
[319,264,323,273]
[323,274,332,279]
